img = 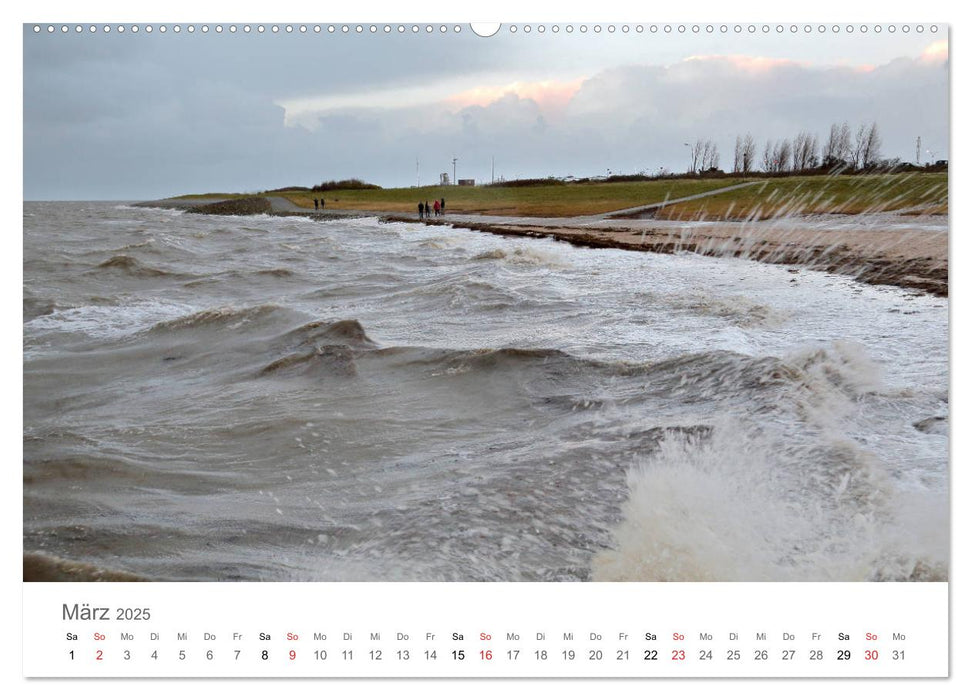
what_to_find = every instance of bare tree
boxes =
[823,123,839,164]
[792,131,819,171]
[689,139,704,173]
[734,135,743,173]
[762,140,774,172]
[772,139,793,172]
[742,133,757,173]
[837,122,852,163]
[853,123,869,169]
[823,121,853,168]
[861,122,882,168]
[701,139,720,171]
[808,133,820,168]
[793,132,809,170]
[689,138,720,173]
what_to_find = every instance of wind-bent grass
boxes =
[650,173,948,221]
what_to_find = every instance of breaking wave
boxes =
[592,421,948,581]
[473,245,569,267]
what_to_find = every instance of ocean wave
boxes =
[25,299,198,340]
[117,238,156,250]
[633,342,885,422]
[24,551,149,582]
[473,245,569,267]
[592,420,947,582]
[260,345,358,377]
[784,340,883,397]
[23,295,56,321]
[95,254,175,278]
[431,346,574,369]
[147,304,284,334]
[257,320,379,378]
[256,324,885,418]
[365,346,597,382]
[276,319,377,351]
[393,275,526,310]
[23,453,143,484]
[664,291,789,327]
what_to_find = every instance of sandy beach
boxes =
[137,195,948,296]
[398,214,948,296]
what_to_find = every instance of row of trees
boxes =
[820,121,883,170]
[757,131,823,173]
[689,122,883,175]
[688,139,721,173]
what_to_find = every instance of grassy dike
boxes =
[272,178,747,217]
[251,172,947,219]
[154,171,948,296]
[647,172,948,220]
[166,172,946,220]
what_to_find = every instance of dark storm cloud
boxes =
[23,27,526,198]
[286,52,947,184]
[23,26,948,199]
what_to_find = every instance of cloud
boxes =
[445,78,585,116]
[683,54,809,72]
[278,75,586,129]
[23,30,950,198]
[920,40,949,63]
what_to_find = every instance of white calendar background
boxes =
[23,582,948,678]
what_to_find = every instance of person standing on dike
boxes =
[440,196,445,216]
[418,201,424,220]
[433,199,440,217]
[425,200,430,219]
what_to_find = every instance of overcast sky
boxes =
[23,24,948,200]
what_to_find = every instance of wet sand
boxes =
[385,214,948,297]
[135,197,948,296]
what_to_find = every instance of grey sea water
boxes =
[23,202,949,581]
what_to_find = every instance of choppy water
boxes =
[23,202,949,581]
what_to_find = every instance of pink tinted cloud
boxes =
[682,54,809,72]
[445,78,586,115]
[920,40,948,63]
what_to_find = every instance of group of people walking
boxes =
[313,198,325,210]
[418,197,445,220]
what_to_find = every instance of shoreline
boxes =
[133,197,948,297]
[385,216,948,297]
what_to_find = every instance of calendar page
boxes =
[18,0,956,693]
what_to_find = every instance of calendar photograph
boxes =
[23,22,949,586]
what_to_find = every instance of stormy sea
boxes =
[23,202,948,581]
